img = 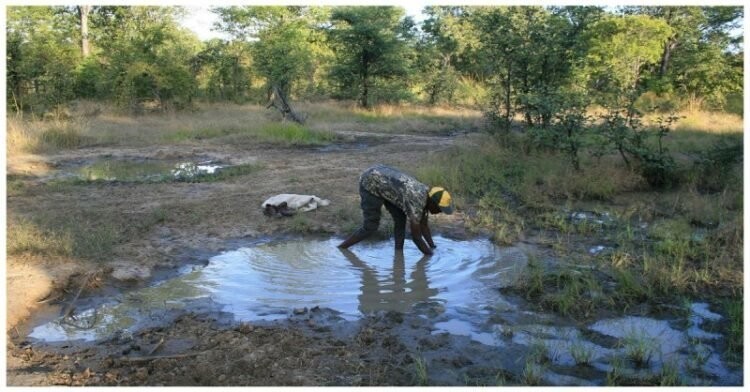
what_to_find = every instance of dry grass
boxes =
[300,100,483,134]
[7,115,90,156]
[658,111,742,134]
[7,215,75,257]
[7,100,482,155]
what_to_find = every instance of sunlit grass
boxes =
[257,123,336,145]
[410,354,429,386]
[7,116,90,154]
[7,216,75,257]
[7,214,118,261]
[11,100,478,152]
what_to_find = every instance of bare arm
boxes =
[409,221,433,255]
[420,214,436,248]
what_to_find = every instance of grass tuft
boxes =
[257,123,336,146]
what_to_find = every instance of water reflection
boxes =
[340,249,438,314]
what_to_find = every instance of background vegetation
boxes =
[7,5,743,116]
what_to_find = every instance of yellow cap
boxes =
[429,187,453,214]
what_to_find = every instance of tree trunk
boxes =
[77,5,92,58]
[266,85,306,124]
[659,39,678,76]
[504,61,512,131]
[360,52,370,108]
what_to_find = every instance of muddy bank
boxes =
[9,234,741,386]
[8,299,741,386]
[9,308,525,386]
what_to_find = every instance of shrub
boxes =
[691,135,743,193]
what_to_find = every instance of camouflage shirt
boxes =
[359,164,429,224]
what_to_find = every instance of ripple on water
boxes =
[29,236,529,342]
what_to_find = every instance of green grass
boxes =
[569,341,595,366]
[411,354,428,386]
[605,356,626,386]
[611,267,652,306]
[622,331,654,368]
[521,361,543,385]
[162,123,337,146]
[8,216,75,257]
[287,214,315,234]
[513,261,603,319]
[724,299,743,362]
[257,123,336,146]
[8,205,171,263]
[418,127,742,316]
[39,125,86,150]
[658,361,682,386]
[8,213,118,261]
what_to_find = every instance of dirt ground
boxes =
[7,128,508,386]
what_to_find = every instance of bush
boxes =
[636,152,678,189]
[691,135,743,192]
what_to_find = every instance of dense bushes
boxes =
[6,6,743,115]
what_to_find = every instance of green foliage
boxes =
[627,6,744,112]
[213,6,327,97]
[6,5,743,118]
[632,114,680,188]
[724,299,743,362]
[7,6,81,113]
[691,134,743,192]
[583,14,673,105]
[553,108,591,171]
[328,6,416,108]
[97,7,200,112]
[192,40,252,102]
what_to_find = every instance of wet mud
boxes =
[10,236,741,386]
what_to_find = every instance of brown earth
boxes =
[7,129,501,386]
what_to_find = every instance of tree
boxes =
[191,39,252,102]
[213,6,327,98]
[582,14,672,107]
[624,6,744,111]
[328,6,416,108]
[93,6,201,111]
[623,6,742,76]
[77,5,92,57]
[6,6,81,112]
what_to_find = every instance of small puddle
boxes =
[29,236,527,342]
[26,236,741,385]
[315,142,369,153]
[40,157,235,183]
[171,161,227,179]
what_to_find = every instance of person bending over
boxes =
[338,164,453,255]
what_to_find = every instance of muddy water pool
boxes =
[27,235,741,385]
[30,236,527,341]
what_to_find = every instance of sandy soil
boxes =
[7,129,494,386]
